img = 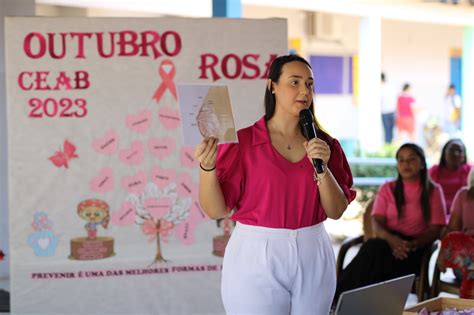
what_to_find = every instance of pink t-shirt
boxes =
[451,187,474,235]
[429,164,472,213]
[372,180,446,237]
[216,116,356,229]
[397,94,415,118]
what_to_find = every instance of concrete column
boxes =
[461,27,474,159]
[0,0,35,280]
[212,0,241,18]
[358,16,382,154]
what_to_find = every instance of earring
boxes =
[271,91,275,94]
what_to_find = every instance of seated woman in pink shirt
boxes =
[429,138,471,217]
[335,143,446,302]
[437,168,474,299]
[195,55,355,315]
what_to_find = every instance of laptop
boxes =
[335,274,415,315]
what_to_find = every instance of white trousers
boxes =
[221,222,336,315]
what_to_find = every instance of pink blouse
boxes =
[429,164,472,213]
[372,180,446,237]
[397,94,415,118]
[216,116,356,229]
[451,187,474,235]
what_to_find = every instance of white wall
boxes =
[243,5,465,145]
[382,19,463,126]
[243,5,305,39]
[243,6,360,58]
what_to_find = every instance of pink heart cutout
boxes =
[175,221,195,245]
[150,166,176,189]
[119,140,144,166]
[111,201,136,225]
[158,107,180,129]
[148,137,175,160]
[180,146,198,168]
[144,197,172,220]
[126,110,152,133]
[175,199,206,246]
[121,171,147,194]
[37,237,51,249]
[176,173,194,197]
[92,129,118,155]
[89,167,114,193]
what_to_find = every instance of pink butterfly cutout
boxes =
[48,139,78,169]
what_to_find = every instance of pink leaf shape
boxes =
[89,167,114,193]
[111,201,136,226]
[180,146,198,168]
[121,171,147,194]
[92,129,118,155]
[175,201,206,246]
[148,136,175,160]
[126,110,152,133]
[158,107,180,129]
[119,140,144,166]
[144,197,171,220]
[175,221,194,245]
[176,173,194,197]
[150,166,176,189]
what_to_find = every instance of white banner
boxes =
[5,17,287,314]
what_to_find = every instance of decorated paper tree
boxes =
[124,182,192,263]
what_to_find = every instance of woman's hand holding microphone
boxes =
[303,138,331,184]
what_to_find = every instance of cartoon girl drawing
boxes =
[77,199,110,239]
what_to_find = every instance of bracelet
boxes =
[314,169,328,185]
[200,163,216,172]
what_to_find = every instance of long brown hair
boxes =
[439,139,467,168]
[394,143,434,223]
[264,54,330,141]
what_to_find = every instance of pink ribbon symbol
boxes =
[153,59,177,103]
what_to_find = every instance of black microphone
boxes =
[299,108,325,174]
